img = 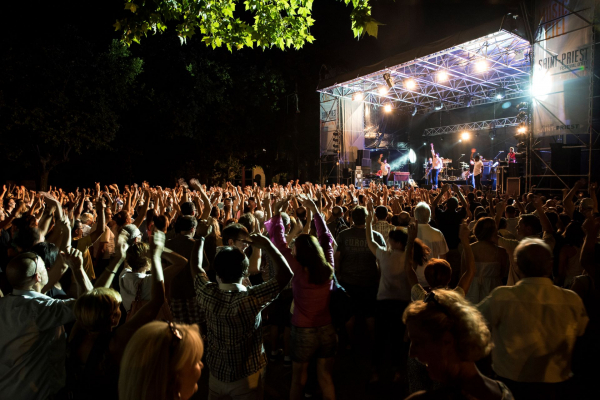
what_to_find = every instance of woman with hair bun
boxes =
[403,289,514,400]
[118,321,204,400]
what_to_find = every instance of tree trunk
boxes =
[40,169,50,191]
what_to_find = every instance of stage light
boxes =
[378,86,389,95]
[405,79,416,90]
[476,60,488,72]
[353,92,363,101]
[412,106,417,116]
[517,126,526,134]
[459,139,462,142]
[496,88,506,99]
[423,142,427,145]
[434,101,443,111]
[437,70,448,81]
[383,73,394,89]
[461,131,470,140]
[384,104,392,113]
[408,149,417,163]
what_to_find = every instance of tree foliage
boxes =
[0,33,143,188]
[114,0,379,49]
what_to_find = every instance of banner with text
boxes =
[532,0,594,137]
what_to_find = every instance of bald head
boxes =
[332,206,344,218]
[6,252,48,291]
[515,238,553,278]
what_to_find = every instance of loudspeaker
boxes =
[506,177,521,196]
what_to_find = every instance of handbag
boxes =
[329,274,353,328]
[126,278,173,322]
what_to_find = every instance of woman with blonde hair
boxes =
[119,321,204,400]
[403,289,513,399]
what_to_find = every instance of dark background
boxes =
[0,0,536,189]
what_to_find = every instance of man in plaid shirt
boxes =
[192,234,293,399]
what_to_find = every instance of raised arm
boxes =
[365,202,385,256]
[250,233,293,290]
[564,180,584,218]
[132,189,151,228]
[405,221,420,289]
[88,197,106,244]
[456,223,475,294]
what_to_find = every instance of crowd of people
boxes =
[0,178,597,400]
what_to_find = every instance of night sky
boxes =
[1,0,524,186]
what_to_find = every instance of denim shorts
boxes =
[290,324,338,362]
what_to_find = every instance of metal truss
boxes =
[318,29,531,114]
[423,117,519,136]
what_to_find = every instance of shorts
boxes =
[290,324,338,362]
[340,283,378,318]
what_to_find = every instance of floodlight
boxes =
[459,139,462,142]
[353,92,363,101]
[384,104,392,113]
[517,126,527,134]
[496,88,506,99]
[383,73,394,89]
[434,101,443,111]
[461,131,470,140]
[405,79,416,90]
[408,149,417,163]
[423,142,427,145]
[475,60,488,72]
[378,86,389,95]
[437,70,448,81]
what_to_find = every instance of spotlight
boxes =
[459,139,462,142]
[384,104,392,113]
[496,88,506,99]
[408,149,417,163]
[353,92,364,101]
[461,131,470,140]
[423,142,427,145]
[434,101,443,111]
[476,60,488,72]
[517,126,527,134]
[379,86,389,95]
[405,79,416,90]
[383,72,394,89]
[463,95,473,107]
[412,106,417,116]
[437,70,448,81]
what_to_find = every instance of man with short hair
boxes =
[414,201,449,288]
[334,206,385,344]
[0,249,92,400]
[477,238,588,400]
[373,205,394,242]
[192,234,292,399]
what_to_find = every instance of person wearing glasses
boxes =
[119,321,204,400]
[0,248,92,400]
[402,289,514,400]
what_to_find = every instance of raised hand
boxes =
[407,221,419,242]
[61,247,84,271]
[248,233,273,250]
[459,222,470,243]
[115,230,130,260]
[150,230,165,256]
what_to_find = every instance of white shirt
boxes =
[477,277,588,383]
[376,248,411,301]
[0,290,76,400]
[416,223,449,287]
[473,160,484,176]
[433,156,443,169]
[119,270,152,312]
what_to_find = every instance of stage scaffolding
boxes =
[525,0,598,193]
[423,117,520,136]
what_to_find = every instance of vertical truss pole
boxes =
[587,11,595,190]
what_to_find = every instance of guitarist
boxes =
[426,157,433,184]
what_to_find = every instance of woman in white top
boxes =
[462,217,509,304]
[119,241,188,313]
[365,203,430,383]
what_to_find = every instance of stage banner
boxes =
[532,0,594,137]
[319,92,338,156]
[340,97,365,164]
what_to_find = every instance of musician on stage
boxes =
[473,155,484,190]
[430,144,443,189]
[426,157,433,184]
[378,154,391,186]
[507,147,517,163]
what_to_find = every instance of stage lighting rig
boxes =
[437,70,448,81]
[462,95,473,107]
[495,88,506,99]
[378,86,388,95]
[461,131,471,140]
[383,73,394,89]
[475,60,488,72]
[384,104,392,113]
[353,92,364,101]
[404,79,416,90]
[434,101,443,111]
